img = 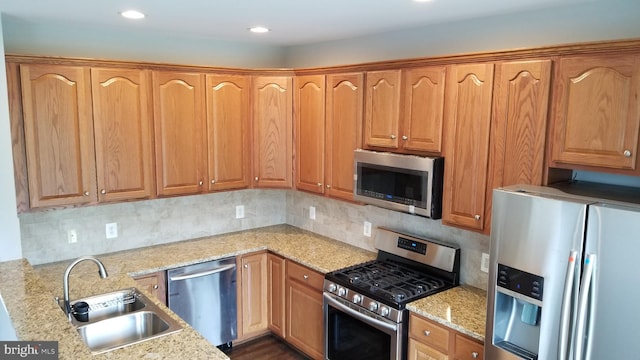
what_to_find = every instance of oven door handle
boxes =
[324,293,398,333]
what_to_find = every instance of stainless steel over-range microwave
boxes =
[353,149,444,219]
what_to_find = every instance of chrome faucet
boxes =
[63,256,108,319]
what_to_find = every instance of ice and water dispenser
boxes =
[491,264,544,360]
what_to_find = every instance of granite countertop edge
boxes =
[0,224,486,358]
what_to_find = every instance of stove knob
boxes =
[337,287,346,297]
[369,302,379,312]
[352,294,362,304]
[327,283,337,293]
[380,306,390,317]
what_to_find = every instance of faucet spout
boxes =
[63,256,109,319]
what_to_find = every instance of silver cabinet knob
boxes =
[423,330,431,336]
[198,180,203,186]
[471,351,479,358]
[402,135,408,140]
[326,184,331,189]
[303,274,309,280]
[83,191,89,196]
[153,284,158,290]
[211,179,215,184]
[243,264,248,269]
[624,149,632,157]
[474,214,481,221]
[317,182,322,187]
[255,177,259,181]
[100,189,106,195]
[390,134,396,139]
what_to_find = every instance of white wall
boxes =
[1,14,286,68]
[0,16,22,262]
[283,0,640,68]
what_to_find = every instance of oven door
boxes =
[323,292,403,360]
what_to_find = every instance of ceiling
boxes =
[0,0,599,46]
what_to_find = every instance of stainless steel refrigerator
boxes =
[485,184,640,360]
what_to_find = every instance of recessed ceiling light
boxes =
[121,10,145,20]
[249,26,270,34]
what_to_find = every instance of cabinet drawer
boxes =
[453,334,483,360]
[286,261,323,291]
[409,314,449,353]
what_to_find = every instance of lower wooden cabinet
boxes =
[285,260,324,360]
[268,253,286,337]
[237,251,269,341]
[132,271,167,305]
[409,313,483,360]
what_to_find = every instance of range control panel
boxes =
[397,237,427,255]
[497,264,544,301]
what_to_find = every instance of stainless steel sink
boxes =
[59,288,182,354]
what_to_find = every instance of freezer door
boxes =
[579,203,640,360]
[486,188,589,360]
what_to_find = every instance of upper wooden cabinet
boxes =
[549,54,640,172]
[442,63,494,232]
[206,74,251,191]
[364,70,402,148]
[295,75,326,194]
[402,66,446,153]
[325,73,364,201]
[91,68,155,202]
[152,71,207,196]
[364,67,446,154]
[253,76,293,188]
[19,64,97,208]
[485,59,552,231]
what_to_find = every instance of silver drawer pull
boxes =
[423,330,431,336]
[303,274,309,280]
[472,351,479,358]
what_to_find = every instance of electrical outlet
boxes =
[309,206,316,220]
[481,252,490,273]
[236,205,245,219]
[68,229,78,244]
[363,221,372,237]
[106,223,118,239]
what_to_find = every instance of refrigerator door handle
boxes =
[558,250,579,360]
[574,253,596,360]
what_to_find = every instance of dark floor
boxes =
[226,335,310,360]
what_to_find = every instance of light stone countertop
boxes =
[1,224,486,359]
[407,285,487,341]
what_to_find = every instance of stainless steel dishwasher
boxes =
[167,257,237,347]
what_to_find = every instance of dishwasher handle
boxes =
[169,263,236,281]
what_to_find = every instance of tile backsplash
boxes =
[19,189,490,290]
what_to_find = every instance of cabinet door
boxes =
[364,70,401,148]
[253,76,293,188]
[408,338,449,360]
[295,75,325,194]
[550,54,640,170]
[239,252,269,339]
[325,73,363,201]
[453,334,483,360]
[20,64,96,207]
[402,66,446,153]
[286,262,324,360]
[91,68,154,202]
[153,71,206,196]
[267,253,286,338]
[442,63,494,231]
[486,59,551,232]
[206,74,250,191]
[133,271,167,306]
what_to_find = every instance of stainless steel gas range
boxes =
[323,227,460,360]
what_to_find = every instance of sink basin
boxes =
[59,288,182,354]
[66,288,146,323]
[77,311,177,354]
